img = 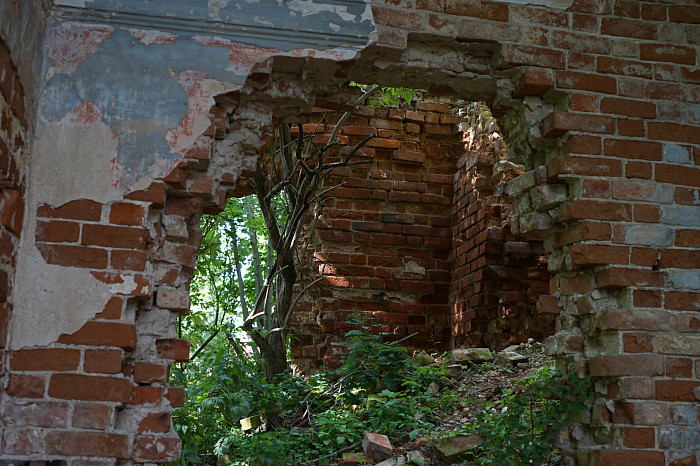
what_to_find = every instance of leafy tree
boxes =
[242,86,380,382]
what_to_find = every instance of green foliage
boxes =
[471,358,593,466]
[350,82,417,108]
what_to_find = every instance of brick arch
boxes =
[3,1,699,464]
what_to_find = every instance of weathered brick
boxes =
[58,321,136,350]
[49,374,131,402]
[10,348,80,371]
[45,431,128,458]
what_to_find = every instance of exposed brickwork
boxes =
[290,104,464,371]
[1,0,698,464]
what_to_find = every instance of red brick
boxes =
[393,150,425,164]
[556,71,617,94]
[600,98,656,119]
[589,354,663,377]
[49,374,131,402]
[37,243,108,269]
[90,271,152,298]
[625,426,656,448]
[668,5,700,24]
[10,348,80,371]
[570,244,629,267]
[675,229,700,248]
[555,221,611,247]
[581,179,610,198]
[626,161,652,179]
[601,18,657,39]
[445,0,508,21]
[559,200,632,222]
[132,436,181,462]
[666,358,693,378]
[501,44,567,69]
[640,44,696,65]
[109,202,146,226]
[617,119,645,137]
[622,333,652,353]
[125,181,165,207]
[595,267,662,289]
[84,349,123,374]
[72,402,112,429]
[611,180,657,200]
[58,321,136,350]
[642,4,666,21]
[35,219,80,243]
[664,291,700,311]
[655,380,700,402]
[7,373,45,398]
[566,134,602,154]
[633,289,662,308]
[646,82,686,101]
[164,196,201,218]
[37,199,102,221]
[513,67,554,98]
[157,338,191,361]
[4,400,69,428]
[159,242,197,268]
[542,112,615,137]
[0,189,23,235]
[45,431,128,458]
[633,204,660,223]
[111,249,147,271]
[82,224,147,249]
[1,428,42,455]
[133,362,169,383]
[655,163,700,187]
[139,412,171,434]
[596,57,653,79]
[165,387,185,407]
[131,386,163,405]
[548,155,622,177]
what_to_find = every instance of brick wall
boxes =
[289,102,464,372]
[450,142,555,350]
[2,0,699,463]
[288,103,555,372]
[0,33,26,458]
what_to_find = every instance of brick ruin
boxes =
[0,0,699,464]
[288,102,556,373]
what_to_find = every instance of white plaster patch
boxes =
[128,28,177,45]
[208,0,231,21]
[34,102,120,205]
[254,16,274,27]
[329,22,340,32]
[11,234,112,350]
[287,0,356,21]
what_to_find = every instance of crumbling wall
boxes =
[290,102,464,372]
[0,0,698,464]
[450,142,555,350]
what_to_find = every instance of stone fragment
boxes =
[497,351,529,366]
[239,414,261,431]
[446,364,464,379]
[451,348,493,364]
[434,434,482,464]
[363,433,393,462]
[428,382,440,395]
[339,452,375,465]
[411,350,435,367]
[375,450,427,466]
[156,286,190,314]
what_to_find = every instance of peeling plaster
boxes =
[45,21,114,78]
[164,72,229,155]
[287,0,357,21]
[34,101,120,205]
[128,28,177,45]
